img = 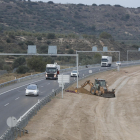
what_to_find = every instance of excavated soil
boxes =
[17,65,140,140]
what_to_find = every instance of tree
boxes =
[92,4,97,6]
[12,57,26,69]
[68,49,74,54]
[48,1,54,4]
[27,56,46,72]
[114,4,122,7]
[37,36,42,40]
[6,38,11,43]
[47,33,56,39]
[16,66,29,74]
[25,41,34,45]
[100,32,112,39]
[94,53,101,63]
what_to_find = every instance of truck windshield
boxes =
[101,59,108,62]
[46,68,57,73]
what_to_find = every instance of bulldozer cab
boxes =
[95,79,106,87]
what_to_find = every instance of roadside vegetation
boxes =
[0,30,140,84]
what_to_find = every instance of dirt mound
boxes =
[77,87,91,95]
[66,86,91,95]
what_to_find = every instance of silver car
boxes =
[25,84,39,96]
[71,70,79,77]
[116,61,121,66]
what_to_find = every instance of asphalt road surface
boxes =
[0,61,139,136]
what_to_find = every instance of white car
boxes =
[25,84,39,96]
[71,70,79,77]
[116,61,121,66]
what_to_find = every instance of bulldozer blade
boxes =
[101,92,115,98]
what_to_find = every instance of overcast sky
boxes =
[32,0,140,8]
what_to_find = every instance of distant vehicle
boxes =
[25,84,39,96]
[46,63,60,80]
[71,70,79,77]
[116,61,121,66]
[86,65,88,68]
[101,56,112,67]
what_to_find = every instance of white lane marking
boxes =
[15,97,19,100]
[47,83,50,85]
[4,103,9,106]
[0,78,45,96]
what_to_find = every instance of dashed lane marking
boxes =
[4,103,9,107]
[15,97,19,100]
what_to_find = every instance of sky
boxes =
[32,0,140,8]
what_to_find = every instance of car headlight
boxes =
[34,91,37,94]
[54,74,56,77]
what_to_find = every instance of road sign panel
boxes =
[7,116,17,128]
[58,75,70,83]
[89,70,92,73]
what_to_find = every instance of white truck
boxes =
[45,63,60,79]
[101,56,112,67]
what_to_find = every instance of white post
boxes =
[62,74,63,99]
[76,53,79,88]
[119,51,120,62]
[127,50,128,64]
[117,65,120,71]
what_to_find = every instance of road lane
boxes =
[0,62,140,136]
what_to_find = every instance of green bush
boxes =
[27,56,46,72]
[12,57,26,69]
[9,34,15,39]
[18,41,24,46]
[66,45,70,49]
[25,40,34,45]
[121,14,130,21]
[47,33,56,39]
[68,49,74,54]
[37,36,42,40]
[47,1,54,4]
[16,66,29,74]
[6,38,11,43]
[92,3,97,6]
[47,41,51,45]
[100,32,112,39]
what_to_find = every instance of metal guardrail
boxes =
[0,61,140,139]
[0,64,103,140]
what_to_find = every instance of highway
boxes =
[0,61,139,136]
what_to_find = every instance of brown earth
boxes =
[17,65,140,140]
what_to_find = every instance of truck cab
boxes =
[46,63,60,80]
[101,56,112,67]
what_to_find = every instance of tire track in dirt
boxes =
[104,70,140,140]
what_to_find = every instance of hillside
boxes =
[0,32,140,64]
[0,0,140,42]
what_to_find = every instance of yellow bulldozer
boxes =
[81,79,115,98]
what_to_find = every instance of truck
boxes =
[45,63,60,80]
[101,56,112,67]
